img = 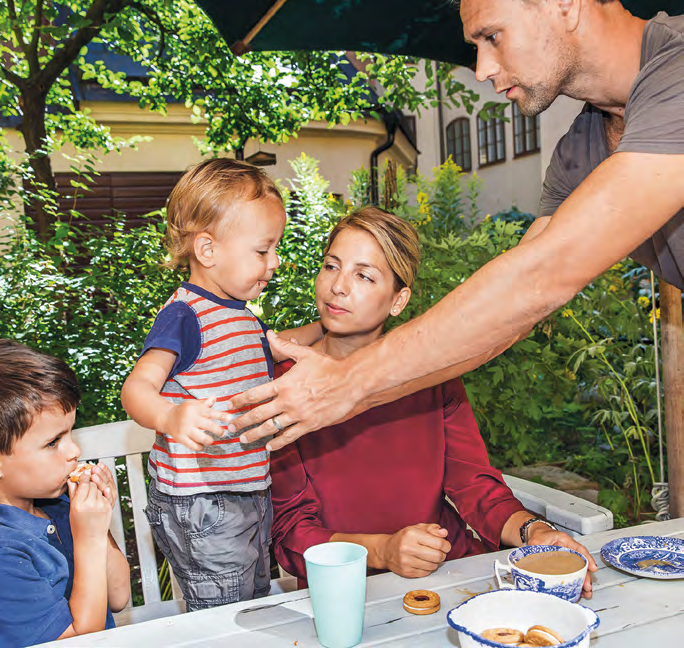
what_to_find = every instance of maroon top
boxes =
[271,361,525,580]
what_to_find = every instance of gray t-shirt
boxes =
[539,12,684,288]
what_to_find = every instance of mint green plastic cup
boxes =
[304,542,368,648]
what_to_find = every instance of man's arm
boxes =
[346,216,552,414]
[229,152,683,448]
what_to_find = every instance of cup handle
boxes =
[494,559,514,590]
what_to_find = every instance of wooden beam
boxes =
[660,279,684,518]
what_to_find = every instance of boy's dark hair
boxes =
[0,340,81,454]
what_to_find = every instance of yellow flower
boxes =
[638,296,650,308]
[608,284,618,293]
[561,309,573,318]
[650,307,661,323]
[416,191,431,216]
[484,214,492,222]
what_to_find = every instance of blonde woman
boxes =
[270,207,597,593]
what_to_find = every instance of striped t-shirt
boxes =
[142,282,273,496]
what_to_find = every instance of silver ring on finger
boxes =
[272,415,284,432]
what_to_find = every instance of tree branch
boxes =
[1,63,27,92]
[7,0,30,59]
[27,0,45,75]
[39,0,124,89]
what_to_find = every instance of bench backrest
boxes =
[72,420,182,607]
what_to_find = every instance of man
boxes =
[226,0,684,449]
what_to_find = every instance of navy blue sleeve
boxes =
[142,301,201,378]
[255,315,271,334]
[252,315,274,378]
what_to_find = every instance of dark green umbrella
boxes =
[197,0,684,65]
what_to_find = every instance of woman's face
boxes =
[315,227,409,338]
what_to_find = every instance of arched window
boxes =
[445,118,472,171]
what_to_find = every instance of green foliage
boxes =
[0,213,183,427]
[257,154,344,328]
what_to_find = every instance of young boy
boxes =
[121,158,320,612]
[0,340,131,647]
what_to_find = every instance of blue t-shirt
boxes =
[0,496,115,647]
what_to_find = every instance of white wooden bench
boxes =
[504,474,614,538]
[72,420,297,628]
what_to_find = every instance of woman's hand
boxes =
[377,524,451,578]
[526,524,598,599]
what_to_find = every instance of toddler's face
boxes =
[201,194,286,302]
[0,407,80,506]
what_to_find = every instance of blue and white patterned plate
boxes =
[600,536,684,579]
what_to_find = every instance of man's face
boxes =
[460,0,577,116]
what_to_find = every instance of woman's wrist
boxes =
[330,532,390,570]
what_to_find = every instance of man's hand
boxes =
[227,331,362,450]
[161,397,230,451]
[68,473,112,543]
[377,523,451,578]
[526,524,598,599]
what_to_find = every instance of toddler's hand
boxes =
[68,473,112,543]
[89,463,117,509]
[161,397,230,451]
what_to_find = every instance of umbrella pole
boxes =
[231,0,290,55]
[661,279,684,518]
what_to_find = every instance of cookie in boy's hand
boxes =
[69,462,96,483]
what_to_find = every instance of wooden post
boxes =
[660,279,684,518]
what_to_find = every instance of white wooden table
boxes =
[37,518,684,647]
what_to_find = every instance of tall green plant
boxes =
[257,154,343,329]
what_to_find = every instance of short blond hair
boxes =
[326,207,421,289]
[165,158,282,267]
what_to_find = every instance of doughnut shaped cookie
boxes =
[525,624,565,646]
[402,590,441,615]
[480,627,525,644]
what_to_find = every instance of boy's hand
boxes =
[161,397,230,451]
[68,473,112,543]
[89,463,117,509]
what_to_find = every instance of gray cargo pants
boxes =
[145,480,272,612]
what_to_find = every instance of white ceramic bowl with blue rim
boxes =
[494,544,587,603]
[447,590,599,648]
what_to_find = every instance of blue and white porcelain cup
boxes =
[494,545,588,603]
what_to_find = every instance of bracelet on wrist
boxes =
[519,517,557,544]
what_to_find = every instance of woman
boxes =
[270,207,596,593]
